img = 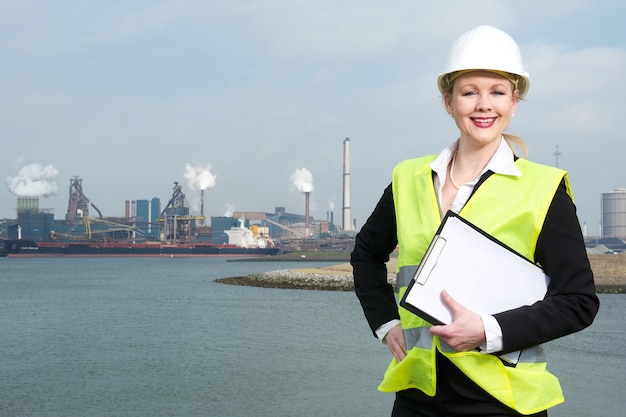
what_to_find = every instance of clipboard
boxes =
[399,211,549,327]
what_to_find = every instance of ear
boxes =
[444,93,453,114]
[511,90,520,113]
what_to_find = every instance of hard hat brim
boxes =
[437,69,530,99]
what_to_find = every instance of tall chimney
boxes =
[342,137,352,231]
[125,200,130,219]
[305,191,310,237]
[200,189,205,225]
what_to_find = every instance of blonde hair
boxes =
[502,133,527,158]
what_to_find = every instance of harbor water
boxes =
[1,257,623,417]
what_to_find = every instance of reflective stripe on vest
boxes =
[383,156,571,414]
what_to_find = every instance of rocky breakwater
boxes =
[215,254,626,294]
[215,263,368,291]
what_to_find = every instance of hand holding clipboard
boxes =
[400,212,549,326]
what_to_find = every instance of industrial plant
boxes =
[0,139,358,256]
[2,137,626,256]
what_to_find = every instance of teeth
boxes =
[474,118,495,124]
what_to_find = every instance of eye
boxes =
[460,90,478,97]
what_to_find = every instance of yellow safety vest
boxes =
[384,155,572,415]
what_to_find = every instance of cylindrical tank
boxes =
[601,189,626,238]
[342,137,352,231]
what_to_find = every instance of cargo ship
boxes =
[1,238,280,257]
[2,216,281,258]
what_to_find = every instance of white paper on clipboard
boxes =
[400,211,549,328]
[399,212,550,365]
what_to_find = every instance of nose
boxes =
[476,94,492,112]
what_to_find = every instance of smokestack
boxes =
[305,191,310,237]
[342,137,352,231]
[200,189,205,225]
[125,200,130,219]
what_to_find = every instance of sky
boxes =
[2,0,625,235]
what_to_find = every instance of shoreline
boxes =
[215,272,625,294]
[215,255,626,294]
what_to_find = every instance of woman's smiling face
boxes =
[445,71,519,148]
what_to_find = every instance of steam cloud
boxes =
[290,167,314,193]
[184,162,217,191]
[223,204,235,217]
[6,163,59,197]
[328,200,336,211]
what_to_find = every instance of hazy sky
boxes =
[2,0,625,234]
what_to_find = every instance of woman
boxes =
[351,25,599,417]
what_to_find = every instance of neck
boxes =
[449,149,493,187]
[454,137,501,169]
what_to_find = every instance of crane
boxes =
[48,216,146,242]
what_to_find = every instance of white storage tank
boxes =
[601,189,626,238]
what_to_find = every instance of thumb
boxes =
[440,289,464,316]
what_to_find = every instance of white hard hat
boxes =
[437,25,530,99]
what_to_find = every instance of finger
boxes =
[385,329,407,362]
[429,324,446,337]
[390,342,407,362]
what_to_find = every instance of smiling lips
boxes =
[471,117,497,128]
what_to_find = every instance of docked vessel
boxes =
[1,238,280,257]
[2,215,280,258]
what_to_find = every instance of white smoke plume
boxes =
[223,204,235,217]
[6,163,59,197]
[290,167,314,193]
[184,162,217,191]
[328,200,336,211]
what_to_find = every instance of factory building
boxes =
[232,206,332,239]
[135,198,161,240]
[210,216,240,244]
[7,197,54,241]
[13,211,54,241]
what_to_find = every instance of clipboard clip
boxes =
[414,235,447,285]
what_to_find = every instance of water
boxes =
[1,258,623,417]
